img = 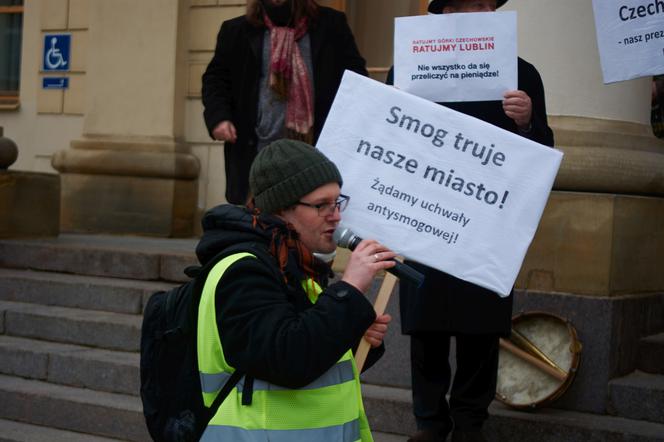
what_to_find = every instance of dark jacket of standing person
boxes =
[202,1,368,205]
[387,56,554,336]
[386,1,555,441]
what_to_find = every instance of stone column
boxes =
[503,0,664,414]
[51,0,199,237]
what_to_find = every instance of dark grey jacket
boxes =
[388,58,555,335]
[202,7,367,205]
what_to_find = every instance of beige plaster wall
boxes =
[82,0,182,139]
[1,0,85,173]
[503,0,651,125]
[4,0,657,214]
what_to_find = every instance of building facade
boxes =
[2,0,664,419]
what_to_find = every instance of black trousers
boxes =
[410,332,500,434]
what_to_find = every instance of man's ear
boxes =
[275,206,295,218]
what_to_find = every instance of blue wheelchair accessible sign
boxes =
[43,34,71,72]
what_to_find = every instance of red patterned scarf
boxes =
[251,209,322,285]
[263,13,314,143]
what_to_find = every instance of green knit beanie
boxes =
[249,139,343,214]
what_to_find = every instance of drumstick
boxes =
[355,271,398,372]
[499,338,566,382]
[510,329,568,378]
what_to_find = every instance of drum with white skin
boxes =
[496,311,582,409]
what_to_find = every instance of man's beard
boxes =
[262,0,293,26]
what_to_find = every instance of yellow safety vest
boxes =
[197,253,373,442]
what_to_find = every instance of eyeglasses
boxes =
[296,194,350,216]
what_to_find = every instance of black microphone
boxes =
[333,227,425,288]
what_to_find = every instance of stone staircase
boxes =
[0,235,190,442]
[607,331,664,426]
[0,235,663,441]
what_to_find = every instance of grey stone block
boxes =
[362,384,664,442]
[362,384,416,436]
[0,269,173,314]
[485,403,664,442]
[1,301,141,351]
[0,418,121,442]
[159,253,198,283]
[372,431,408,442]
[513,290,664,414]
[0,235,199,282]
[608,371,664,424]
[363,289,664,417]
[0,336,139,396]
[0,374,149,442]
[0,240,161,280]
[638,333,664,374]
[49,347,139,396]
[0,336,51,380]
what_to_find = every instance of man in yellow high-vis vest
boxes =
[195,138,396,441]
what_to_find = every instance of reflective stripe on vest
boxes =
[197,254,373,441]
[200,358,354,395]
[202,419,360,442]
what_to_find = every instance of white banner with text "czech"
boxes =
[317,72,562,296]
[394,11,517,102]
[592,0,664,83]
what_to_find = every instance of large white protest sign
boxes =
[394,11,517,102]
[317,72,562,296]
[592,0,664,83]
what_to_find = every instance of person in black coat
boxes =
[202,0,368,205]
[387,1,555,441]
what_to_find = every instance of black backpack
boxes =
[139,243,270,442]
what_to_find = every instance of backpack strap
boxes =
[201,370,243,424]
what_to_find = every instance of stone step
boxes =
[638,332,664,374]
[0,376,405,442]
[0,235,197,282]
[485,401,664,442]
[372,432,406,442]
[608,371,664,424]
[0,268,175,315]
[362,383,664,441]
[362,383,415,436]
[0,335,138,396]
[0,418,126,442]
[0,374,149,442]
[0,300,141,352]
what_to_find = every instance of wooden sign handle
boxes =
[355,271,399,372]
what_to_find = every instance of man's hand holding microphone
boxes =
[334,227,425,291]
[333,226,425,349]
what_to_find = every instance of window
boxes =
[0,0,23,109]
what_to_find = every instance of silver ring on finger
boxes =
[374,253,379,262]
